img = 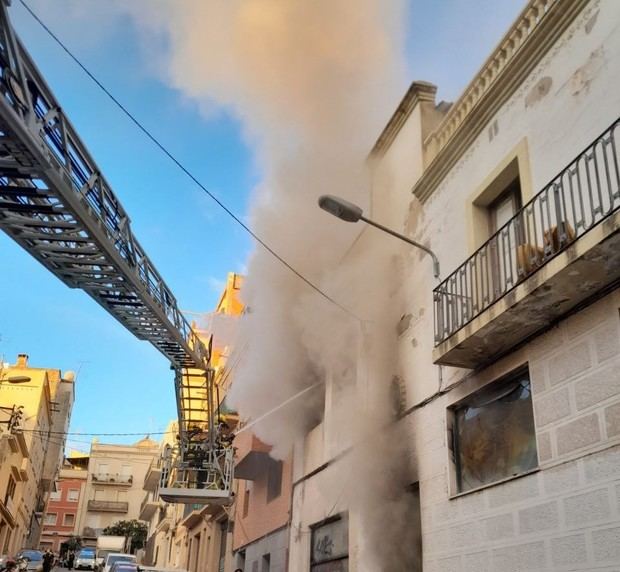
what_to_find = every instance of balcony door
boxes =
[488,179,522,296]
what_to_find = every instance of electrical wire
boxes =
[214,341,248,391]
[19,428,174,436]
[17,0,360,322]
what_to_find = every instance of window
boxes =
[120,465,132,483]
[67,489,79,502]
[63,514,75,526]
[218,520,228,572]
[488,179,521,234]
[236,551,246,572]
[468,141,532,253]
[94,488,105,501]
[49,490,62,502]
[242,488,250,518]
[408,484,423,571]
[266,460,282,502]
[2,529,11,554]
[44,513,57,526]
[4,476,16,506]
[310,514,348,572]
[452,367,537,493]
[97,463,109,476]
[487,178,523,293]
[261,553,271,572]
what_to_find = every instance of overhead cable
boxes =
[18,0,359,321]
[19,428,173,437]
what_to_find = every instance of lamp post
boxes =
[318,194,441,279]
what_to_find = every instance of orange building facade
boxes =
[232,431,293,572]
[40,459,88,552]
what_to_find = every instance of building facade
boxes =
[78,438,159,546]
[289,0,620,570]
[232,431,293,572]
[141,273,245,572]
[0,354,74,554]
[40,456,89,552]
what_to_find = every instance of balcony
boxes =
[92,473,133,486]
[87,500,129,513]
[434,118,620,368]
[1,496,16,526]
[139,493,159,521]
[234,430,272,480]
[14,430,28,457]
[143,459,162,492]
[82,527,98,538]
[3,433,18,453]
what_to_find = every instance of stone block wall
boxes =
[416,290,620,571]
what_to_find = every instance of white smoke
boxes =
[120,2,415,569]
[120,0,408,439]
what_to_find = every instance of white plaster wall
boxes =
[396,0,620,411]
[369,1,620,569]
[291,2,620,571]
[370,104,425,227]
[288,460,359,572]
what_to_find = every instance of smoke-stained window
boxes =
[266,460,282,502]
[452,366,537,493]
[310,514,348,572]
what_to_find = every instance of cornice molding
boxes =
[412,0,591,203]
[370,81,437,158]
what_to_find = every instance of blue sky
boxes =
[0,0,523,450]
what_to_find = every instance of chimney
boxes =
[16,354,29,367]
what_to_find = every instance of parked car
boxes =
[75,548,97,570]
[102,554,136,572]
[13,551,43,572]
[109,564,138,572]
[137,568,188,572]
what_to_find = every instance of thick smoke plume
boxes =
[125,2,414,569]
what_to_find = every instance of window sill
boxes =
[449,467,539,500]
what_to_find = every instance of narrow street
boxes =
[0,1,618,571]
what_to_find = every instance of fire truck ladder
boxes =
[0,1,232,504]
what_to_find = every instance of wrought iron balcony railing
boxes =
[92,472,133,485]
[434,118,620,346]
[87,500,129,513]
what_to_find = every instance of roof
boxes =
[135,436,159,448]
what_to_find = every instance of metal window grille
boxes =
[434,118,620,345]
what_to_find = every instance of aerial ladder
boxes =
[0,1,232,505]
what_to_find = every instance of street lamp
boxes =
[318,195,441,279]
